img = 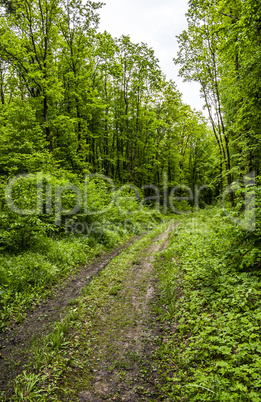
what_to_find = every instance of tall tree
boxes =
[174,1,233,195]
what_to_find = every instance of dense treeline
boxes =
[175,0,261,191]
[0,0,220,261]
[0,0,216,321]
[0,0,260,250]
[0,0,214,190]
[175,0,261,266]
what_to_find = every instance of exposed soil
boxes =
[0,237,139,392]
[58,222,178,401]
[0,222,180,400]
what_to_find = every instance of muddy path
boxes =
[0,237,139,392]
[57,222,178,401]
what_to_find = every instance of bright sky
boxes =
[98,0,205,114]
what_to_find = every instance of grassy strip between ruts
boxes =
[1,220,171,401]
[154,208,261,402]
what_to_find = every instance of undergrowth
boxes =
[155,207,261,401]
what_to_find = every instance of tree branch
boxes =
[218,12,239,20]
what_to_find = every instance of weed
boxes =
[13,371,47,401]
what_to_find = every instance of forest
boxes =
[0,0,261,400]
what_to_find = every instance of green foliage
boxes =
[0,101,48,175]
[175,0,261,185]
[14,371,47,401]
[0,0,214,190]
[0,235,91,329]
[0,169,165,330]
[155,209,261,401]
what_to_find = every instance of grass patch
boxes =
[0,235,104,331]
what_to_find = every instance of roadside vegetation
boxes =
[155,207,261,401]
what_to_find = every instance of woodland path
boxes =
[0,222,178,400]
[0,237,139,393]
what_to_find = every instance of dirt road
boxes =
[0,238,138,393]
[0,222,178,401]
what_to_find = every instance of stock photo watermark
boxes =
[3,171,257,234]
